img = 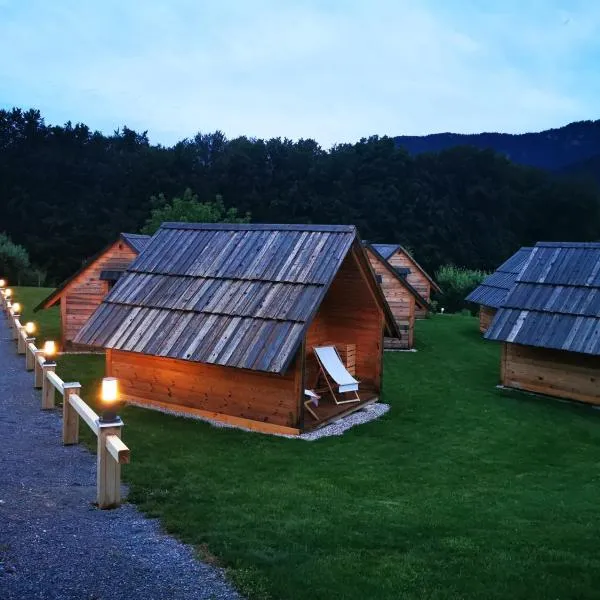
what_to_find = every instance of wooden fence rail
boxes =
[0,288,130,509]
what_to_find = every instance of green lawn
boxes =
[11,286,600,599]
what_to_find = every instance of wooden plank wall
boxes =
[366,248,415,348]
[109,348,302,428]
[305,310,330,388]
[479,306,496,333]
[63,241,137,348]
[387,250,431,318]
[501,343,600,406]
[313,252,384,388]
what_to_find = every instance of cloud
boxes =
[0,0,599,147]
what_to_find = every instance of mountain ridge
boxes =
[394,119,600,171]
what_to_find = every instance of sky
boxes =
[1,0,599,148]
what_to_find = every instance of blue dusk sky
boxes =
[1,0,599,147]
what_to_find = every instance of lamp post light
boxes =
[0,278,5,288]
[19,321,35,355]
[99,377,122,424]
[10,302,21,340]
[4,288,13,315]
[41,340,57,410]
[43,340,57,366]
[4,288,13,312]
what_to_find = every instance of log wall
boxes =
[501,343,600,406]
[62,241,137,348]
[108,348,302,428]
[387,249,432,318]
[479,306,496,333]
[366,247,415,348]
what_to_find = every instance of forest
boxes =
[1,107,599,284]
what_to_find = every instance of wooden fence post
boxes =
[25,339,36,371]
[34,351,44,388]
[62,382,81,445]
[17,328,26,354]
[41,362,56,409]
[11,315,20,341]
[97,422,124,509]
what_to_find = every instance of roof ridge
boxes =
[535,241,600,249]
[121,232,151,238]
[160,222,356,233]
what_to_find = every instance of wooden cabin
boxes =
[465,247,533,333]
[485,242,600,406]
[75,223,399,434]
[371,244,440,317]
[35,233,150,350]
[364,244,429,349]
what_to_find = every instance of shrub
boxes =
[0,232,47,286]
[434,265,489,314]
[0,232,31,284]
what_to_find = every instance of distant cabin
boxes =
[370,244,440,317]
[75,223,399,434]
[35,233,150,350]
[364,244,429,349]
[465,247,533,333]
[485,242,600,406]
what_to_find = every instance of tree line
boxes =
[1,107,599,284]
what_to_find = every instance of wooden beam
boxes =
[46,370,64,394]
[62,382,81,445]
[25,339,36,371]
[106,434,130,464]
[33,350,44,388]
[17,327,27,354]
[41,363,57,409]
[12,316,20,341]
[69,394,100,436]
[97,425,123,508]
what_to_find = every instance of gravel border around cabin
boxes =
[128,400,391,441]
[0,313,240,600]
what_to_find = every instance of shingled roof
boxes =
[121,233,151,253]
[465,247,533,309]
[75,223,396,374]
[485,242,600,355]
[371,244,399,261]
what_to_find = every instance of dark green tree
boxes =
[141,189,251,235]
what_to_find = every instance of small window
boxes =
[376,274,383,284]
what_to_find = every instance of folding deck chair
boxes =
[303,389,321,420]
[313,346,361,405]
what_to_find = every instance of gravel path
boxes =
[0,312,240,600]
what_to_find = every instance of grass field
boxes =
[11,286,600,599]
